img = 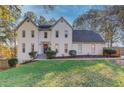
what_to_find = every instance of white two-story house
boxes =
[16,17,105,63]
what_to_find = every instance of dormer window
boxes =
[56,31,59,38]
[31,30,34,38]
[65,30,68,38]
[22,30,25,38]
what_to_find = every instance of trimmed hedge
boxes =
[46,48,57,59]
[8,58,18,67]
[29,51,37,59]
[69,50,77,57]
[103,48,116,57]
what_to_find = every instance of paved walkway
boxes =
[35,57,124,61]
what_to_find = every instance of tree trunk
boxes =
[14,30,16,57]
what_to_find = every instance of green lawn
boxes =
[0,60,124,87]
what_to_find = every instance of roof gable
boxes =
[16,17,37,30]
[52,17,73,29]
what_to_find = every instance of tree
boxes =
[111,6,124,30]
[48,18,56,25]
[98,6,122,47]
[0,6,22,27]
[38,16,47,25]
[99,18,120,47]
[73,9,101,31]
[0,5,22,58]
[24,11,36,21]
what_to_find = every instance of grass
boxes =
[0,60,124,87]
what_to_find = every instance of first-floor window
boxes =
[22,43,25,53]
[31,43,34,51]
[91,44,95,54]
[78,44,82,54]
[64,43,68,53]
[55,43,59,52]
[31,30,35,38]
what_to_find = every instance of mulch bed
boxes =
[54,55,117,59]
[21,60,37,65]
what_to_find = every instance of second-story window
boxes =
[31,30,34,38]
[56,31,59,38]
[44,32,48,38]
[22,30,25,38]
[65,30,68,38]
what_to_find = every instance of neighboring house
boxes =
[16,17,106,63]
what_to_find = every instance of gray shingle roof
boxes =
[73,30,105,43]
[38,25,52,31]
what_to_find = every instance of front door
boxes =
[43,44,48,53]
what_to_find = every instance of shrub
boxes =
[103,48,116,57]
[69,50,77,57]
[46,48,57,59]
[8,58,18,67]
[29,51,37,59]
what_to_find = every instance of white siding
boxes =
[17,19,39,63]
[51,18,73,56]
[38,31,51,54]
[73,43,105,55]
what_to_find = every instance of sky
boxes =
[21,5,106,24]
